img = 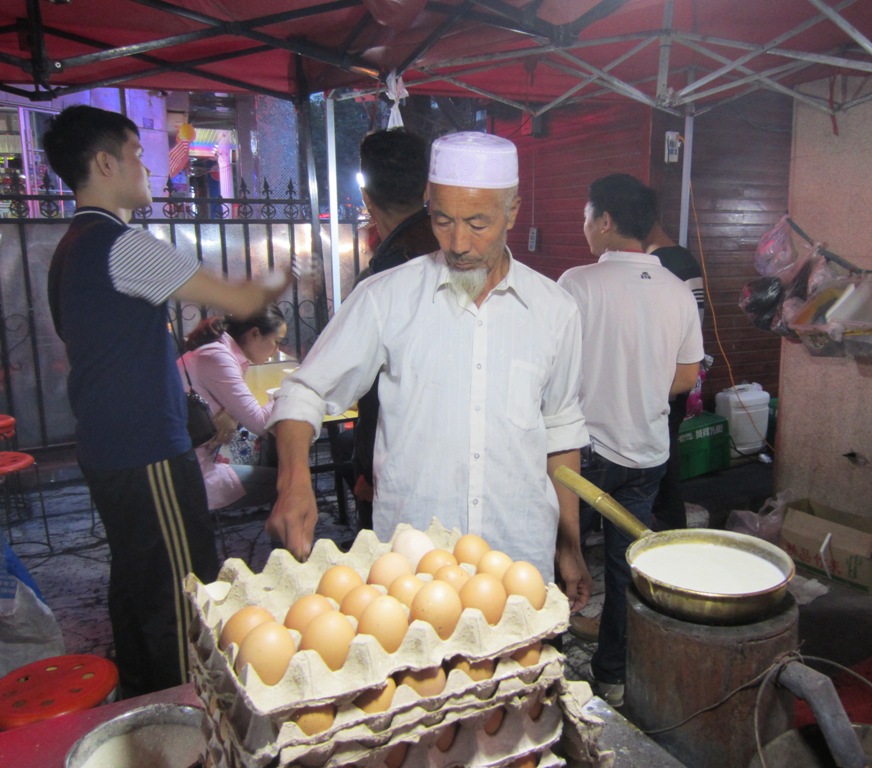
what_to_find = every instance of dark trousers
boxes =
[651,393,689,531]
[582,453,666,685]
[82,450,219,698]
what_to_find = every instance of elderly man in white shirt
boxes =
[266,132,592,607]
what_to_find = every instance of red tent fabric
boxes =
[1,1,870,113]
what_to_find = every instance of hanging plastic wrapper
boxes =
[740,216,840,338]
[754,215,797,276]
[385,70,408,129]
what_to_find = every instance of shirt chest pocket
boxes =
[507,359,546,430]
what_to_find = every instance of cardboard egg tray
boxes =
[203,684,563,768]
[192,644,564,765]
[185,519,576,767]
[185,520,569,714]
[199,679,612,768]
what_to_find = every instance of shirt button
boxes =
[472,498,479,505]
[473,453,480,459]
[476,363,482,369]
[477,319,483,326]
[475,405,481,412]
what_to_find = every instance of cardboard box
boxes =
[780,499,872,592]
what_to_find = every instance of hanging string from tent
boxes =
[385,71,407,129]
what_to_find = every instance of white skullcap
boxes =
[428,132,518,189]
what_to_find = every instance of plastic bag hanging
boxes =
[386,71,408,129]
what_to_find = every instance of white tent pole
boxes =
[326,95,342,311]
[678,112,694,249]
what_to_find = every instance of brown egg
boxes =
[299,610,356,670]
[483,706,505,735]
[354,678,397,714]
[409,580,463,639]
[434,563,471,592]
[391,529,436,571]
[388,573,425,608]
[459,572,507,625]
[416,548,458,576]
[283,593,334,633]
[476,549,513,579]
[383,742,408,768]
[509,754,540,768]
[450,656,495,681]
[340,583,382,621]
[367,552,413,589]
[453,533,491,567]
[220,605,275,650]
[316,564,364,604]
[435,722,458,752]
[292,703,336,735]
[511,640,542,668]
[502,560,547,610]
[528,694,544,721]
[395,666,447,697]
[357,595,408,653]
[234,621,296,685]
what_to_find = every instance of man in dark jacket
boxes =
[352,129,439,527]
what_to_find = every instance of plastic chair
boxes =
[0,654,118,730]
[0,451,52,551]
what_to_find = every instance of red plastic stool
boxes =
[0,451,52,550]
[0,654,119,730]
[0,415,15,448]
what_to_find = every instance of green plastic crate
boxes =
[678,412,730,480]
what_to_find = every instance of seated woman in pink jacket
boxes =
[178,306,286,511]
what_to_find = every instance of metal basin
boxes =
[554,466,794,625]
[65,703,204,768]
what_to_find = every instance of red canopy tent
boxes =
[1,0,870,115]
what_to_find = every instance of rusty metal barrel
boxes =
[624,587,799,768]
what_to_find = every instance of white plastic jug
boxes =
[715,383,770,458]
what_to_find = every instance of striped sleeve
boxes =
[686,275,705,323]
[108,228,200,306]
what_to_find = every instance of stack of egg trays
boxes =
[198,679,611,768]
[198,663,567,767]
[185,520,571,767]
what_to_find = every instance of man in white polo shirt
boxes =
[559,174,704,706]
[266,132,592,607]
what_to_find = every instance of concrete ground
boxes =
[5,451,872,766]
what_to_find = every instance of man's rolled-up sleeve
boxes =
[265,286,386,441]
[542,302,589,454]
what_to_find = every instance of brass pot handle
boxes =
[554,465,652,541]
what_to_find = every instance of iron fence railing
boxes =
[0,178,365,450]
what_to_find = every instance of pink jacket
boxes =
[178,333,275,509]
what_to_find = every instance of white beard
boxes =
[448,267,488,302]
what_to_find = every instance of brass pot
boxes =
[555,466,794,625]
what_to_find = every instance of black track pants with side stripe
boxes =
[83,449,219,698]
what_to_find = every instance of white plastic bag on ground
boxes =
[1,538,65,677]
[725,490,794,545]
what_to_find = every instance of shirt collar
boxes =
[223,332,250,373]
[432,248,528,315]
[598,249,661,266]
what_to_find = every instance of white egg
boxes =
[391,529,435,571]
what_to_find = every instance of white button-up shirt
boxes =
[269,250,587,581]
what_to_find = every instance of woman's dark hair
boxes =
[184,304,286,351]
[43,105,139,192]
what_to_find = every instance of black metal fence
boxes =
[0,178,365,451]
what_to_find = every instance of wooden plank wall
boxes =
[495,100,654,281]
[494,91,792,410]
[651,93,793,406]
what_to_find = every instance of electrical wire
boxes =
[689,174,775,455]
